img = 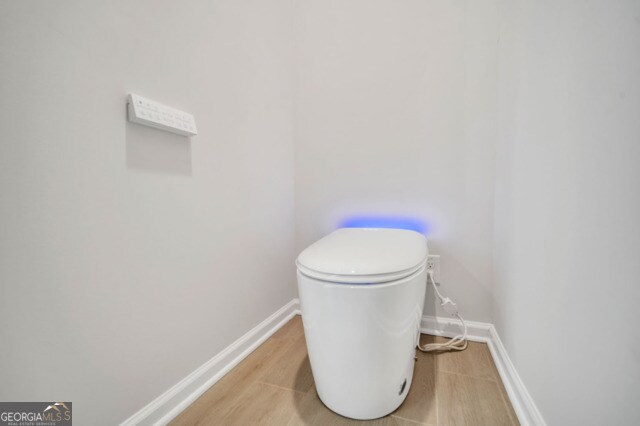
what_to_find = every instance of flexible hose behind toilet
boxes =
[417,270,468,352]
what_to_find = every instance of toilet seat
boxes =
[296,228,428,284]
[296,262,425,284]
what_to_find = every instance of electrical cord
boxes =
[417,270,468,352]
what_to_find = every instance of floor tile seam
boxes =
[176,385,246,421]
[431,356,439,426]
[253,339,302,382]
[434,368,499,383]
[494,380,519,425]
[390,412,436,426]
[215,381,306,423]
[434,376,439,426]
[270,336,300,344]
[185,385,254,425]
[269,335,300,347]
[256,380,309,395]
[435,370,515,423]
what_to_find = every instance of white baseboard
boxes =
[119,299,301,426]
[486,325,546,426]
[121,299,544,426]
[421,314,492,342]
[421,315,546,426]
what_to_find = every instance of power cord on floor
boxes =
[417,270,468,352]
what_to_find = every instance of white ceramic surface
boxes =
[296,228,428,419]
[298,269,427,419]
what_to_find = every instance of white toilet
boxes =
[296,227,428,420]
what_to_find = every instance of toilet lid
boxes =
[296,228,428,284]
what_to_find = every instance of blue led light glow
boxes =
[338,216,429,234]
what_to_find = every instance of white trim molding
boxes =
[421,315,546,426]
[421,315,492,342]
[120,299,301,426]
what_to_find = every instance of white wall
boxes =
[0,1,295,425]
[3,0,639,424]
[492,0,640,424]
[294,0,503,320]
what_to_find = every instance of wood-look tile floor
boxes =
[171,316,518,426]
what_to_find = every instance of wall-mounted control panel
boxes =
[127,93,197,137]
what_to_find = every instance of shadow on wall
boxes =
[422,244,493,321]
[125,122,192,176]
